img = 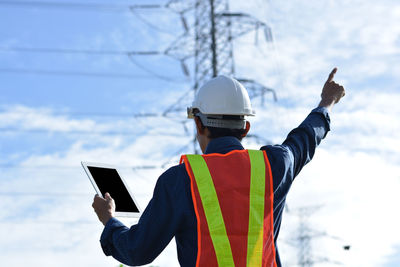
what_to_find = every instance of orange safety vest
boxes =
[180,149,277,267]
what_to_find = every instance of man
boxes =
[92,68,345,266]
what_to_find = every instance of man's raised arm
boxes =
[277,68,346,179]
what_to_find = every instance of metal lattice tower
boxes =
[297,209,314,267]
[193,0,234,90]
[163,0,277,154]
[165,0,276,105]
[283,204,349,266]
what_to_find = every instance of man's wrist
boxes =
[318,99,335,111]
[102,214,114,226]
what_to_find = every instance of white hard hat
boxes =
[187,75,255,117]
[187,75,255,129]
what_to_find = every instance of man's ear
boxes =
[194,117,206,135]
[242,121,251,137]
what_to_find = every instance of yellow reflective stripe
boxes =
[186,154,235,267]
[247,150,266,266]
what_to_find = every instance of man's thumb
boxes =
[105,192,112,200]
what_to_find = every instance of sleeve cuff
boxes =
[311,106,331,132]
[100,217,125,256]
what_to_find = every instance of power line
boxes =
[130,6,177,36]
[0,67,175,80]
[0,46,188,82]
[0,127,184,136]
[0,1,183,36]
[0,127,142,135]
[0,120,190,136]
[128,54,182,82]
[0,164,159,170]
[53,112,160,118]
[0,192,88,196]
[0,220,97,225]
[0,46,159,56]
[0,110,190,135]
[0,110,160,118]
[0,1,164,13]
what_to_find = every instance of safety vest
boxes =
[180,149,277,267]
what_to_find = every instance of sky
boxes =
[0,0,399,266]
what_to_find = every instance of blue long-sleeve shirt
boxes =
[100,107,331,266]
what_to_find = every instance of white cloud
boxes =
[280,149,400,266]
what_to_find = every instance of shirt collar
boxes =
[204,136,244,155]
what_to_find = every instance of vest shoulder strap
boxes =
[185,154,235,267]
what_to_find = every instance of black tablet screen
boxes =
[88,166,139,212]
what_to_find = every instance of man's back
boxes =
[99,107,330,266]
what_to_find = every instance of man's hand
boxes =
[92,192,115,226]
[318,68,346,111]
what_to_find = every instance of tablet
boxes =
[82,162,141,217]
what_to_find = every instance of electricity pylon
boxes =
[163,0,277,154]
[283,205,347,267]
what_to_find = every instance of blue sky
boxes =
[1,0,400,266]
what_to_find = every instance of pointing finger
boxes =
[326,67,338,83]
